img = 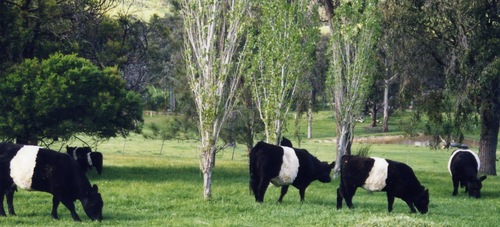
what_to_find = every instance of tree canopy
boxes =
[0,53,143,144]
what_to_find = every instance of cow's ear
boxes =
[329,162,335,169]
[479,175,487,182]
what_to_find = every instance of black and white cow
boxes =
[448,149,487,198]
[249,139,334,203]
[0,143,103,221]
[337,155,429,214]
[66,146,103,175]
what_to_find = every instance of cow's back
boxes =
[340,155,374,187]
[249,142,284,180]
[448,150,479,176]
[31,148,87,196]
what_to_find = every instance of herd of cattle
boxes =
[249,137,487,215]
[0,138,489,222]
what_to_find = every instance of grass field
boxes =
[2,111,499,226]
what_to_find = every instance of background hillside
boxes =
[110,0,174,21]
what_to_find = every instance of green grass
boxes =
[2,111,499,226]
[108,0,173,21]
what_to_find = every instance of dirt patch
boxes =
[354,135,433,146]
[316,134,479,148]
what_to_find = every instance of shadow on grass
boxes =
[89,164,249,184]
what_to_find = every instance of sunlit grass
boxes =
[3,138,499,226]
[3,111,498,226]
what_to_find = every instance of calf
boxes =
[249,140,334,203]
[337,155,429,214]
[66,146,103,175]
[448,149,487,198]
[0,143,103,221]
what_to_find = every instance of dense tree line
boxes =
[0,0,185,144]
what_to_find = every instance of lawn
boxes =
[2,111,499,226]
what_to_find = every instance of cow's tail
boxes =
[248,142,262,196]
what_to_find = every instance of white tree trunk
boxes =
[383,79,390,132]
[200,146,215,199]
[181,0,249,200]
[334,123,349,176]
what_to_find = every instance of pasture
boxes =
[2,112,499,226]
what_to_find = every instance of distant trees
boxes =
[416,0,499,175]
[0,53,143,145]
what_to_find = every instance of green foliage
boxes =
[327,0,381,109]
[142,114,197,141]
[416,0,500,153]
[355,145,372,157]
[326,0,381,165]
[0,53,143,143]
[245,0,319,144]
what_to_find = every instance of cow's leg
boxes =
[337,186,356,210]
[386,192,395,212]
[336,188,342,209]
[298,188,306,202]
[256,178,270,203]
[6,186,15,215]
[452,177,459,196]
[60,199,81,222]
[404,200,417,213]
[278,186,289,202]
[51,197,60,219]
[336,187,345,209]
[0,187,6,216]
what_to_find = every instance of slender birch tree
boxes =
[325,0,380,174]
[181,0,249,199]
[246,0,318,145]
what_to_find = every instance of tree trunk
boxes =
[478,106,499,175]
[334,123,351,175]
[201,146,216,199]
[370,103,377,127]
[382,79,390,132]
[307,92,313,139]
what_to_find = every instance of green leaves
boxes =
[245,0,318,143]
[0,53,143,143]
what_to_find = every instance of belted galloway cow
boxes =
[66,146,103,175]
[0,143,103,221]
[448,149,487,198]
[249,138,334,203]
[336,155,429,214]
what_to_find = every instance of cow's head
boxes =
[280,137,293,148]
[82,184,103,221]
[467,175,487,198]
[317,162,335,183]
[414,188,429,214]
[90,152,103,175]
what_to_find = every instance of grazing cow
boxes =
[249,139,334,203]
[66,146,103,175]
[448,149,487,198]
[337,155,429,214]
[0,143,103,221]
